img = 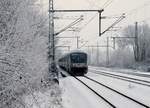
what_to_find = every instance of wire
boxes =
[124,1,150,16]
[102,0,114,9]
[101,1,150,20]
[85,0,114,9]
[85,0,102,9]
[55,16,84,36]
[80,13,98,31]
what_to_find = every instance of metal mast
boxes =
[49,0,57,80]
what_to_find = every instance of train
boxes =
[58,51,88,76]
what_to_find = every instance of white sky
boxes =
[41,0,150,52]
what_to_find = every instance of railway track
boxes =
[89,67,150,78]
[73,76,116,108]
[83,76,150,108]
[89,70,150,87]
[60,69,150,108]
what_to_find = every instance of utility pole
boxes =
[97,42,99,65]
[70,26,80,49]
[91,46,94,65]
[49,0,58,81]
[99,11,102,36]
[87,46,91,65]
[85,44,113,66]
[135,22,139,61]
[77,36,79,49]
[112,37,116,49]
[106,37,109,67]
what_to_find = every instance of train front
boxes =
[70,52,88,76]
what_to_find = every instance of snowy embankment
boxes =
[24,82,63,108]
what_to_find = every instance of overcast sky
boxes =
[42,0,150,51]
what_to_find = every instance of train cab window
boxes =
[71,53,87,63]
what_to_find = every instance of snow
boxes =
[0,0,62,107]
[89,66,150,84]
[59,66,150,108]
[89,66,150,75]
[79,77,145,108]
[24,83,62,108]
[87,67,150,106]
[60,76,111,108]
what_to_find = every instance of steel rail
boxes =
[84,76,150,108]
[89,67,150,78]
[73,76,116,108]
[89,70,150,87]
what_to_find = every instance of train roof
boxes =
[58,50,87,60]
[68,50,86,54]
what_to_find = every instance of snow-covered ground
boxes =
[24,83,62,108]
[59,77,111,108]
[87,72,150,107]
[78,77,146,108]
[60,66,150,108]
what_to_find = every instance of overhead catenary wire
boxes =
[125,1,150,16]
[54,16,84,36]
[100,0,150,24]
[102,0,114,9]
[96,1,150,29]
[84,0,114,9]
[84,0,101,9]
[79,13,98,31]
[102,0,111,7]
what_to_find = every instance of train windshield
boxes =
[71,53,87,63]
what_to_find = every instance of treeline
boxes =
[88,23,150,68]
[0,0,50,107]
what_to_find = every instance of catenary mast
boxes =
[49,0,57,81]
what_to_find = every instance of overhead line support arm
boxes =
[49,9,104,36]
[100,13,125,36]
[49,9,104,12]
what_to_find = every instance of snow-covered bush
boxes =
[0,0,62,108]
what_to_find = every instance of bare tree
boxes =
[119,23,150,62]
